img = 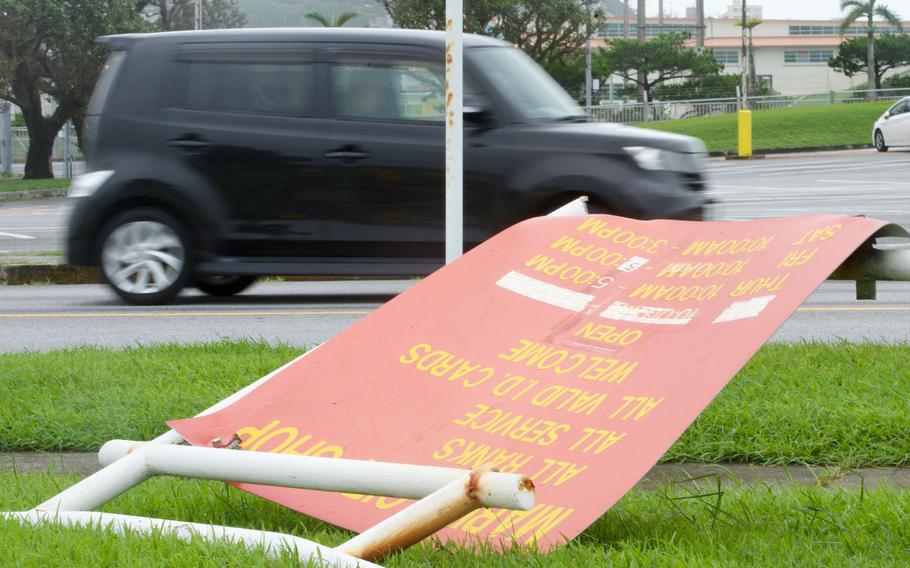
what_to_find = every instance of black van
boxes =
[67,28,709,304]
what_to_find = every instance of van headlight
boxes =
[67,170,115,198]
[624,146,701,173]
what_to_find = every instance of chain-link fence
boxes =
[587,87,910,124]
[3,123,83,178]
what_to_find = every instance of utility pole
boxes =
[741,0,748,108]
[696,0,705,50]
[637,0,647,120]
[659,0,664,27]
[623,1,630,39]
[194,0,202,30]
[1,102,11,177]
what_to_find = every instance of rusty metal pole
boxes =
[445,1,463,263]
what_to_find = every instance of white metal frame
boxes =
[2,370,535,566]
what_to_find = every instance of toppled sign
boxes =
[6,209,906,565]
[166,212,899,550]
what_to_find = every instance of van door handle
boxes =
[169,136,211,150]
[324,146,371,161]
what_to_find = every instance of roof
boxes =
[697,36,846,48]
[98,28,509,50]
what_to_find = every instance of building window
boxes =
[789,24,898,35]
[713,49,739,65]
[600,23,695,38]
[783,49,835,64]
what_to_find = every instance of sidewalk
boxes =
[4,452,908,491]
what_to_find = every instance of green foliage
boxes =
[1,474,908,566]
[883,72,910,88]
[136,0,247,31]
[379,0,601,91]
[829,34,910,88]
[651,73,774,101]
[1,340,909,467]
[838,0,904,37]
[594,34,722,100]
[0,1,149,178]
[641,101,891,153]
[0,177,70,192]
[304,10,359,27]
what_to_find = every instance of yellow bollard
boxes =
[738,110,752,158]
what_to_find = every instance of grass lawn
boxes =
[0,177,70,193]
[638,101,892,154]
[1,473,907,566]
[1,340,908,466]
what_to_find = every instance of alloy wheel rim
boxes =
[102,221,185,294]
[876,132,883,149]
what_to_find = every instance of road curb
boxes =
[3,452,908,491]
[0,263,101,285]
[0,188,67,203]
[709,143,873,158]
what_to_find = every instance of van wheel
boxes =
[194,275,257,297]
[875,130,888,152]
[98,208,191,305]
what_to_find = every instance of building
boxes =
[596,16,910,95]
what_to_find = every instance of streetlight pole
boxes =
[741,0,749,108]
[585,12,602,111]
[194,0,202,30]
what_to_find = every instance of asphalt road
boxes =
[0,199,69,255]
[1,149,908,352]
[1,279,908,353]
[705,148,910,228]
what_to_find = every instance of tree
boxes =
[305,11,359,27]
[594,34,722,102]
[829,33,910,89]
[736,18,762,94]
[838,0,904,94]
[135,0,247,31]
[379,0,601,85]
[0,1,148,179]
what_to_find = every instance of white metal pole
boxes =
[585,34,592,109]
[194,0,202,30]
[444,1,463,263]
[6,511,378,568]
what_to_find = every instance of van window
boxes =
[173,61,314,116]
[333,62,446,121]
[87,51,126,116]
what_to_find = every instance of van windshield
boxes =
[467,46,584,121]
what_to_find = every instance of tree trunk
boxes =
[23,121,55,179]
[17,94,64,180]
[748,30,757,93]
[867,21,876,98]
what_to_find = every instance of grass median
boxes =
[1,473,907,566]
[638,101,891,154]
[1,340,907,466]
[0,177,70,193]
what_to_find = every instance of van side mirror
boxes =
[464,94,493,125]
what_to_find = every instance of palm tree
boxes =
[839,0,904,95]
[305,11,359,28]
[736,18,763,94]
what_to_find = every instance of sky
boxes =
[655,0,907,21]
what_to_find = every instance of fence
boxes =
[11,125,83,169]
[586,87,910,124]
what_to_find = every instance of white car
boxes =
[873,96,910,152]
